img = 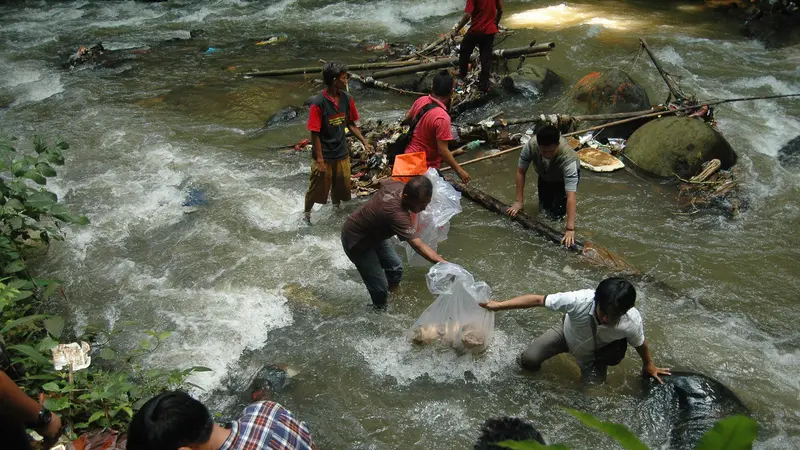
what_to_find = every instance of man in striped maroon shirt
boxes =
[127,391,316,450]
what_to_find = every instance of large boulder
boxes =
[555,69,651,139]
[742,1,800,49]
[501,62,561,97]
[778,135,800,168]
[624,116,738,179]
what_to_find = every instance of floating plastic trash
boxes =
[51,342,91,371]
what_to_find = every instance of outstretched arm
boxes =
[635,340,671,384]
[407,237,446,264]
[0,370,62,446]
[480,294,546,311]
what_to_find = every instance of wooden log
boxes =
[370,43,555,79]
[349,73,427,96]
[242,60,423,77]
[689,159,721,183]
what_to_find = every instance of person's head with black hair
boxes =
[322,61,348,89]
[431,70,455,100]
[594,277,636,325]
[474,417,546,449]
[402,175,434,213]
[127,391,216,450]
[535,124,561,159]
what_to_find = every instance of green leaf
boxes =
[41,281,61,300]
[1,314,47,332]
[44,315,65,338]
[88,411,106,424]
[5,198,24,210]
[41,382,62,392]
[55,140,69,151]
[43,396,71,411]
[26,191,58,209]
[497,440,570,450]
[7,278,30,290]
[73,422,88,429]
[566,409,648,450]
[694,415,759,450]
[54,213,90,225]
[22,170,47,185]
[122,406,134,418]
[33,136,47,154]
[35,162,57,177]
[158,331,172,341]
[98,347,117,360]
[8,344,51,365]
[12,159,29,177]
[12,290,33,301]
[188,366,213,373]
[3,260,26,274]
[37,335,59,352]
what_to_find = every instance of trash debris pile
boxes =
[677,159,743,217]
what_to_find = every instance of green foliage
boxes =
[495,410,759,450]
[0,136,207,438]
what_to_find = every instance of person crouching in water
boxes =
[480,277,670,385]
[341,176,447,309]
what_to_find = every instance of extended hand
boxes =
[479,300,502,311]
[364,142,374,153]
[506,201,523,217]
[561,230,575,247]
[458,169,471,184]
[316,158,326,173]
[643,362,671,384]
[38,412,62,448]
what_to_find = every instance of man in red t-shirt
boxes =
[453,0,503,92]
[402,70,471,183]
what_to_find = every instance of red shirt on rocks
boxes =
[465,0,502,35]
[403,95,451,169]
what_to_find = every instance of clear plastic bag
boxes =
[407,262,495,354]
[401,168,462,266]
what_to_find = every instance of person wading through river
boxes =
[506,125,579,247]
[401,70,471,183]
[341,176,446,309]
[453,0,503,92]
[304,61,372,225]
[480,277,671,385]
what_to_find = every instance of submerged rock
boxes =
[742,1,800,49]
[641,371,748,450]
[624,116,738,179]
[264,105,303,128]
[555,69,651,139]
[501,62,561,97]
[777,134,800,168]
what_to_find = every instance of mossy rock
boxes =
[501,63,561,97]
[778,135,800,168]
[624,116,738,179]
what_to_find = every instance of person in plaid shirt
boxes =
[127,391,316,450]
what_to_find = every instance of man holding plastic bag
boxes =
[341,176,446,308]
[480,277,670,385]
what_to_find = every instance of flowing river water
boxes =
[1,0,799,448]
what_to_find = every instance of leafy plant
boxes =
[496,409,759,450]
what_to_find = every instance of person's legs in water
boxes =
[477,33,495,92]
[579,359,609,386]
[518,322,569,372]
[458,33,479,79]
[375,239,404,292]
[537,178,567,220]
[330,157,352,209]
[343,244,390,308]
[304,159,333,224]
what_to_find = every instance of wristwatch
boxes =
[35,407,52,428]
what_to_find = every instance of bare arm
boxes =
[311,131,325,172]
[495,3,503,25]
[561,191,577,247]
[407,237,446,264]
[481,294,546,311]
[348,121,371,151]
[507,166,527,217]
[453,13,471,34]
[634,339,671,384]
[0,370,62,445]
[438,139,470,183]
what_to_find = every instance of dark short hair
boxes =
[595,277,636,317]
[431,70,454,97]
[536,124,561,147]
[474,417,546,449]
[403,176,433,200]
[127,391,214,450]
[322,61,347,87]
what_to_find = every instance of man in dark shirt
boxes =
[453,0,503,92]
[341,176,446,308]
[305,61,372,225]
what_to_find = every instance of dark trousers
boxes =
[518,323,610,385]
[458,32,495,91]
[342,238,404,308]
[537,178,568,219]
[0,414,32,450]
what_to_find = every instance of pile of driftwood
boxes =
[677,159,743,216]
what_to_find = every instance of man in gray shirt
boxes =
[506,125,579,247]
[480,277,671,385]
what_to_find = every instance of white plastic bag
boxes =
[401,168,462,266]
[407,262,494,354]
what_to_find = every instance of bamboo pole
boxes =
[640,38,687,102]
[242,59,423,77]
[440,145,522,172]
[349,73,427,96]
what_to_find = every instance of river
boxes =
[0,0,798,448]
